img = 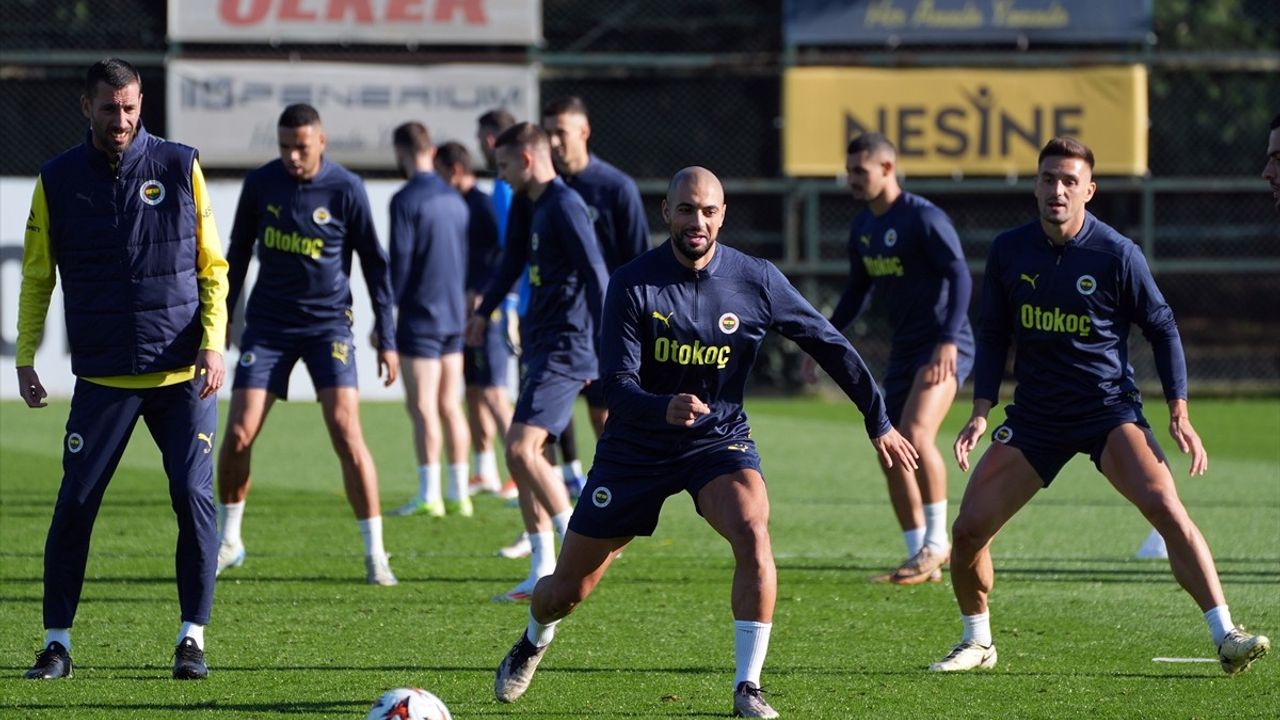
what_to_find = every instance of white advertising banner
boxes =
[1,176,476,401]
[169,0,541,44]
[166,60,538,169]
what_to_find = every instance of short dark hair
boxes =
[278,103,321,129]
[392,121,432,152]
[494,122,548,151]
[847,132,896,156]
[1038,136,1095,171]
[542,95,589,119]
[85,57,141,98]
[435,142,473,173]
[477,108,516,133]
[1271,113,1280,130]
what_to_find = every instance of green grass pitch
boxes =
[1,396,1276,718]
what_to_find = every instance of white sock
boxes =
[446,463,469,502]
[923,501,948,552]
[1205,605,1234,646]
[45,628,70,652]
[219,501,245,545]
[526,609,560,647]
[962,611,992,647]
[358,516,386,558]
[478,450,499,481]
[733,620,772,687]
[178,622,205,649]
[562,459,584,481]
[551,509,573,540]
[903,527,925,557]
[419,464,441,505]
[529,531,556,582]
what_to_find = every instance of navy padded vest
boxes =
[40,126,202,376]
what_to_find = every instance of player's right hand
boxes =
[16,366,48,408]
[800,355,820,384]
[666,393,710,426]
[954,415,988,471]
[872,427,918,470]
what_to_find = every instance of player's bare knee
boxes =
[951,515,989,554]
[222,424,256,457]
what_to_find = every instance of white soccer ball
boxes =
[366,687,452,720]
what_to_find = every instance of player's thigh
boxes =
[506,421,551,460]
[901,365,958,438]
[697,468,771,541]
[223,388,276,447]
[1098,422,1180,514]
[402,356,443,406]
[437,352,466,410]
[317,386,365,440]
[954,442,1042,541]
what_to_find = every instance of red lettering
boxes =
[279,0,318,21]
[435,0,486,24]
[387,0,423,21]
[326,0,375,21]
[220,0,270,25]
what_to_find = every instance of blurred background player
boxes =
[542,95,651,497]
[434,141,516,507]
[385,123,473,519]
[936,137,1270,674]
[17,58,227,680]
[1264,112,1280,210]
[493,167,917,717]
[803,133,973,584]
[465,123,609,602]
[215,103,400,586]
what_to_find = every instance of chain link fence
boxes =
[2,0,1277,393]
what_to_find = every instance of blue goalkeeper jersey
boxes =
[227,158,396,350]
[830,192,974,354]
[595,239,892,461]
[477,177,609,377]
[973,212,1188,419]
[389,171,469,338]
[564,154,650,273]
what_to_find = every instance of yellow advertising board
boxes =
[784,66,1147,177]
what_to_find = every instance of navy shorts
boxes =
[569,437,763,538]
[232,326,358,400]
[882,343,975,426]
[512,352,585,438]
[397,331,463,359]
[992,402,1150,486]
[464,314,512,387]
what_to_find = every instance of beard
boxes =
[673,232,714,263]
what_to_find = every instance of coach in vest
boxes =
[15,58,229,681]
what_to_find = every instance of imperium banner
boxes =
[783,66,1147,177]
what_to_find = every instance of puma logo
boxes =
[196,432,214,454]
[266,204,282,219]
[76,192,94,206]
[1020,273,1039,289]
[652,311,674,329]
[860,233,871,246]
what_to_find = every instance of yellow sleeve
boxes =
[16,176,55,367]
[193,159,229,352]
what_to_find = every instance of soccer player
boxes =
[1264,112,1280,210]
[434,141,517,503]
[493,167,918,718]
[542,95,651,495]
[464,123,609,602]
[17,58,227,679]
[215,103,401,586]
[802,133,974,584]
[383,123,473,519]
[932,137,1271,674]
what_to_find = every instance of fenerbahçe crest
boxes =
[139,180,165,206]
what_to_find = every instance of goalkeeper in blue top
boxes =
[930,137,1269,674]
[493,167,918,718]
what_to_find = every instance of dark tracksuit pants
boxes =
[43,378,218,629]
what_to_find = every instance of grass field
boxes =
[1,396,1277,719]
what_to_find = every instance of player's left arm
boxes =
[560,201,610,334]
[348,179,398,384]
[191,158,228,398]
[616,178,651,265]
[1121,245,1204,474]
[920,206,973,384]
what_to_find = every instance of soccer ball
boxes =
[366,687,451,720]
